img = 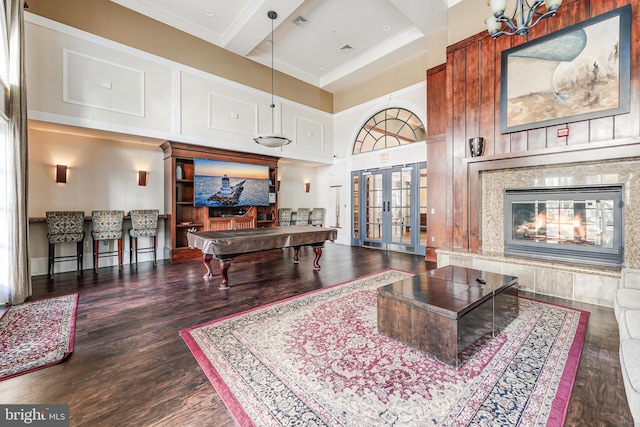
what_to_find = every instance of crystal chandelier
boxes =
[485,0,563,38]
[254,11,292,148]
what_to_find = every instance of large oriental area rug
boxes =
[0,294,78,381]
[181,270,589,426]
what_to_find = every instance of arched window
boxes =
[352,108,425,154]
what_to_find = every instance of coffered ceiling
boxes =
[111,0,454,92]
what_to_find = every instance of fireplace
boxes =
[504,185,624,268]
[439,159,639,307]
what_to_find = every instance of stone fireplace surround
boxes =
[438,158,640,308]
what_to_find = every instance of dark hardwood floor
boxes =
[0,245,633,426]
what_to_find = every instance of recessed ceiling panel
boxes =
[111,0,249,44]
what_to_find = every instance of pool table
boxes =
[187,225,338,289]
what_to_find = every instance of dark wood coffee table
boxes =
[377,265,518,367]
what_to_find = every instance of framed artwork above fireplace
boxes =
[500,4,631,133]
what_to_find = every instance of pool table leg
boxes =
[202,254,231,289]
[218,258,232,290]
[312,244,323,270]
[202,254,215,278]
[293,245,324,270]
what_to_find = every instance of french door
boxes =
[352,163,426,254]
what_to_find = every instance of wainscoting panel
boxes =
[207,92,257,136]
[293,116,324,151]
[63,49,144,116]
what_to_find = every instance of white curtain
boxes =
[4,0,30,304]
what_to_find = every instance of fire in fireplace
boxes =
[504,185,624,267]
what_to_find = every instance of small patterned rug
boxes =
[0,294,78,381]
[181,270,589,426]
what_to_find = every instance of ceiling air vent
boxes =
[292,15,309,28]
[340,44,354,53]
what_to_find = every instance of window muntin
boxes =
[353,108,425,154]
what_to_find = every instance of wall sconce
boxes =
[56,165,67,183]
[138,170,148,186]
[469,137,485,157]
[305,182,310,193]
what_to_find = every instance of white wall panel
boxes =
[282,103,333,161]
[207,92,257,136]
[293,116,324,151]
[64,50,145,116]
[26,19,172,133]
[179,70,264,150]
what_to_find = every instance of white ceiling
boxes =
[110,0,453,92]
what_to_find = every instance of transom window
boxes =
[353,108,425,154]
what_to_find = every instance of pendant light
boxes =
[254,11,292,148]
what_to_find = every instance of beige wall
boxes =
[333,53,429,113]
[28,128,166,275]
[277,162,317,210]
[333,55,428,114]
[28,129,164,217]
[333,29,447,113]
[448,0,491,46]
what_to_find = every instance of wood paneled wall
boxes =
[425,65,447,260]
[427,0,640,255]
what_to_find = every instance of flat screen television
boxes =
[193,158,271,207]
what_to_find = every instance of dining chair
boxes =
[295,208,310,225]
[278,208,292,226]
[91,210,124,273]
[128,209,159,267]
[45,211,85,279]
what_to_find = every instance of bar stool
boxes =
[45,211,85,279]
[278,208,292,226]
[128,209,159,267]
[295,208,310,225]
[311,208,326,226]
[91,210,124,273]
